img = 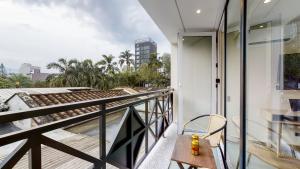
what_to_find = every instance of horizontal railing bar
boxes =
[0,93,170,145]
[0,89,172,124]
[63,108,127,130]
[0,139,31,169]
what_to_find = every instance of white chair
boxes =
[182,114,228,169]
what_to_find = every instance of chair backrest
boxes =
[207,114,227,147]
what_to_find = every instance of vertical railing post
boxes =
[162,95,165,116]
[167,94,170,123]
[145,101,149,154]
[171,93,174,123]
[155,98,158,141]
[162,94,166,137]
[29,136,41,169]
[130,105,134,169]
[99,104,106,169]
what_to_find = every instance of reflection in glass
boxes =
[246,0,300,168]
[225,0,241,168]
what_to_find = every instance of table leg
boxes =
[277,123,282,157]
[176,162,185,169]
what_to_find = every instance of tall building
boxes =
[19,63,33,76]
[134,38,157,69]
[19,63,49,81]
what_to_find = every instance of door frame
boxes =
[177,32,217,133]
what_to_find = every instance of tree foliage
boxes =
[1,51,171,89]
[0,74,32,88]
[0,76,13,88]
[119,50,134,71]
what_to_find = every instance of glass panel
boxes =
[226,0,241,168]
[246,0,300,168]
[218,13,225,116]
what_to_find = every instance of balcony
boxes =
[1,0,300,169]
[0,89,176,169]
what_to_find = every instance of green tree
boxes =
[161,53,171,77]
[47,58,79,86]
[8,74,32,88]
[32,81,49,88]
[97,55,119,75]
[160,53,171,86]
[137,63,162,87]
[117,71,140,87]
[43,52,170,89]
[0,77,13,88]
[76,59,106,88]
[119,50,134,71]
[135,53,171,87]
[149,53,162,69]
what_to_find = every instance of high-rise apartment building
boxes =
[19,63,49,81]
[134,38,157,69]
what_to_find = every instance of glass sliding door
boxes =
[225,0,241,168]
[245,0,300,168]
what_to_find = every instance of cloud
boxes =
[0,0,170,72]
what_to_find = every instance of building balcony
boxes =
[0,88,181,169]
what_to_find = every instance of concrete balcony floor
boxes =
[138,122,224,169]
[138,123,178,169]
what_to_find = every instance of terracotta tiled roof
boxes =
[17,89,133,125]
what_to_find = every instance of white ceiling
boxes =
[227,0,300,29]
[139,0,226,43]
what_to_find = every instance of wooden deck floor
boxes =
[13,134,117,169]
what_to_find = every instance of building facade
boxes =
[134,38,157,69]
[19,63,49,81]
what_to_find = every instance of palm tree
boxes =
[97,55,119,75]
[8,74,32,88]
[76,59,105,88]
[47,58,78,86]
[119,50,134,71]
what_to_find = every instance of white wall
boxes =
[7,95,31,129]
[180,36,212,129]
[171,43,178,123]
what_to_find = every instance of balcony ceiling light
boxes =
[196,9,201,14]
[264,0,271,4]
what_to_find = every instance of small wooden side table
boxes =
[171,135,217,169]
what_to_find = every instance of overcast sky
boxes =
[0,0,170,73]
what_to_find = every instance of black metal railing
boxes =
[0,89,174,169]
